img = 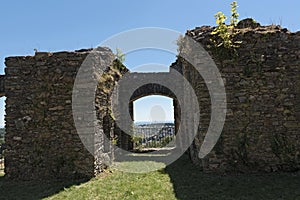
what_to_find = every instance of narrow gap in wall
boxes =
[132,95,175,151]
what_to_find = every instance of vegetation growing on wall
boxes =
[210,1,242,61]
[211,1,240,48]
[115,48,125,63]
[271,132,300,170]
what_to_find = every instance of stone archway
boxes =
[115,76,180,150]
[130,82,180,135]
[130,83,180,151]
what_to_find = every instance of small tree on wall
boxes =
[210,1,242,61]
[211,1,241,48]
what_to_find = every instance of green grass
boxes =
[0,155,300,200]
[46,170,175,200]
[112,160,166,173]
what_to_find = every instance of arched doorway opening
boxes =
[131,95,177,151]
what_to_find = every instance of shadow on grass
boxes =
[0,175,88,200]
[165,154,300,200]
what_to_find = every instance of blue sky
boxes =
[0,0,299,126]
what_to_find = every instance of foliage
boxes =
[243,53,264,76]
[115,48,125,63]
[230,1,239,26]
[133,134,175,149]
[111,135,118,145]
[243,65,253,76]
[132,135,143,150]
[211,12,232,48]
[271,132,299,168]
[211,1,241,50]
[235,132,250,165]
[176,34,185,54]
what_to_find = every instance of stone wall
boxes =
[185,20,300,172]
[95,59,132,157]
[2,19,300,180]
[3,48,183,180]
[4,47,124,180]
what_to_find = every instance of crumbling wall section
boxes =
[4,48,122,180]
[185,21,300,172]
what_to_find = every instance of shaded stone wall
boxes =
[185,21,300,172]
[4,48,122,180]
[95,59,131,157]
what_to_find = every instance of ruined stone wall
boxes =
[185,20,300,172]
[95,59,130,158]
[4,48,122,180]
[2,20,299,179]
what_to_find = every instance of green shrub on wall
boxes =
[210,1,242,61]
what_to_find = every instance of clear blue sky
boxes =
[0,0,299,126]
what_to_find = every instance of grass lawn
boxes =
[0,155,300,200]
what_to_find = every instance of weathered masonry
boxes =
[2,19,300,180]
[186,20,300,172]
[3,48,182,180]
[4,48,120,180]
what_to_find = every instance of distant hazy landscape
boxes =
[134,121,174,126]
